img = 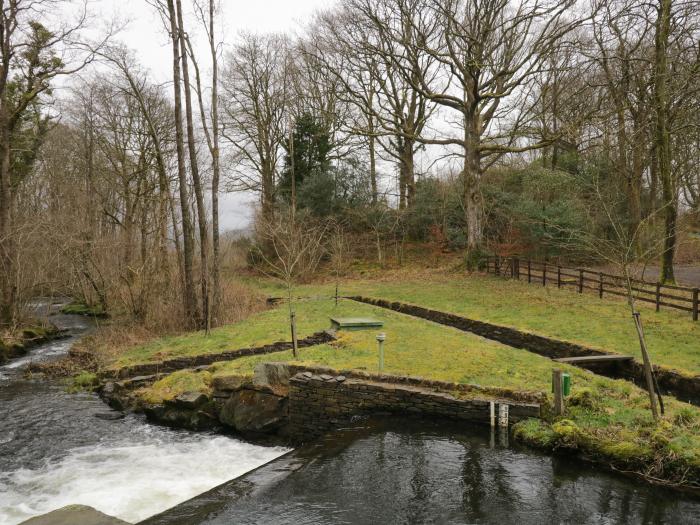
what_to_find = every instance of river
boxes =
[0,307,289,525]
[145,417,700,525]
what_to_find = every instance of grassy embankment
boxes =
[96,271,700,488]
[255,271,700,377]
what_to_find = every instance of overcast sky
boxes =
[94,0,338,231]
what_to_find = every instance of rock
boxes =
[19,504,129,525]
[336,375,346,382]
[253,362,291,389]
[171,391,208,409]
[144,403,217,431]
[211,374,246,392]
[94,411,125,421]
[219,388,288,434]
[320,374,333,381]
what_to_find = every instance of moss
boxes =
[512,419,556,448]
[61,302,107,317]
[567,387,602,410]
[138,370,213,404]
[68,371,99,392]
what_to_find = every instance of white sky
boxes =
[93,0,338,231]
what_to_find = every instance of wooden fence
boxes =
[484,255,700,321]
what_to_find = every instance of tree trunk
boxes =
[463,116,483,249]
[167,0,198,325]
[369,129,377,204]
[401,136,416,208]
[209,0,221,327]
[654,0,676,284]
[0,118,13,326]
[176,0,209,329]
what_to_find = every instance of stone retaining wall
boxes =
[101,331,335,379]
[287,371,540,442]
[350,296,700,405]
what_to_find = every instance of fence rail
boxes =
[484,256,700,321]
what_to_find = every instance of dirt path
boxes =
[594,264,700,288]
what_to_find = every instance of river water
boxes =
[145,417,700,525]
[0,309,289,525]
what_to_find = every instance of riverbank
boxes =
[0,324,68,365]
[75,285,700,492]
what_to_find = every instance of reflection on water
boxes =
[145,418,700,525]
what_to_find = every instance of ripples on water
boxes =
[146,418,700,525]
[0,310,289,525]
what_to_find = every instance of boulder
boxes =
[170,391,208,410]
[253,362,291,395]
[19,505,129,525]
[211,374,246,393]
[144,403,218,431]
[219,387,288,433]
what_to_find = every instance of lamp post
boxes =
[376,332,386,372]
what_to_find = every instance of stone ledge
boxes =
[100,331,336,380]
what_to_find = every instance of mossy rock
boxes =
[599,440,652,463]
[61,302,107,317]
[512,419,556,448]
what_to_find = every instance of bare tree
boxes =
[0,0,108,326]
[221,33,290,224]
[254,211,327,356]
[369,0,584,249]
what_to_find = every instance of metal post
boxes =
[599,272,604,299]
[376,332,386,372]
[557,266,561,288]
[578,269,584,294]
[527,260,531,283]
[290,311,298,358]
[693,289,699,321]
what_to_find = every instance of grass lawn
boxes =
[254,271,700,376]
[98,268,700,487]
[136,294,700,486]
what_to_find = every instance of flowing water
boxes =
[145,418,700,525]
[0,307,289,525]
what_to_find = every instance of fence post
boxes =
[655,283,661,312]
[542,262,547,286]
[557,266,561,288]
[527,260,531,283]
[510,258,515,278]
[495,255,500,276]
[599,272,604,299]
[578,269,584,294]
[552,369,564,416]
[693,288,699,321]
[515,258,520,280]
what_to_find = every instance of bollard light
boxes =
[376,332,386,372]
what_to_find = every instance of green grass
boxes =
[256,272,700,376]
[130,291,700,485]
